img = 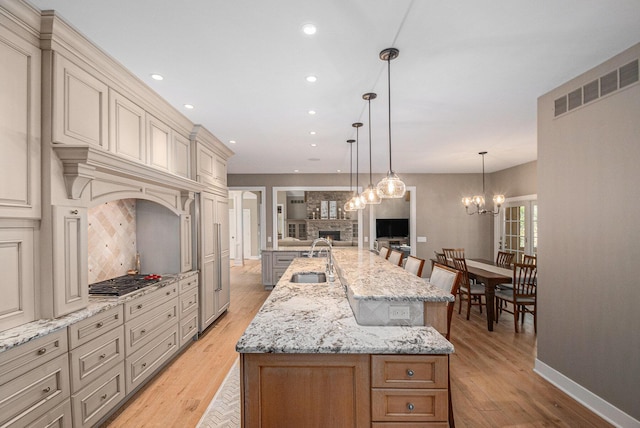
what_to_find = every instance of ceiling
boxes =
[28,0,640,175]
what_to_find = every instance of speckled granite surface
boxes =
[236,251,454,355]
[0,271,197,353]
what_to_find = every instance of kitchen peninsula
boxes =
[236,249,454,427]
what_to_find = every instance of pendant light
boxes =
[461,151,505,216]
[344,139,356,212]
[361,92,381,205]
[376,47,406,199]
[351,122,366,210]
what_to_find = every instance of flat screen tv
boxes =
[376,218,409,238]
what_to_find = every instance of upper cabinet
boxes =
[171,132,191,179]
[191,125,234,190]
[109,89,146,163]
[51,52,108,149]
[0,6,41,219]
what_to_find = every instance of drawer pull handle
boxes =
[70,209,78,215]
[168,342,172,347]
[37,348,47,355]
[99,353,106,359]
[166,291,171,296]
[43,386,51,393]
[406,369,414,377]
[96,322,104,328]
[141,363,147,368]
[137,304,143,309]
[101,394,108,400]
[141,329,146,334]
[167,314,172,318]
[407,403,415,412]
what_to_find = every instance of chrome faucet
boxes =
[310,237,334,281]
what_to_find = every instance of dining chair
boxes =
[452,257,485,320]
[522,254,537,265]
[404,255,425,277]
[495,262,537,333]
[434,251,448,265]
[378,246,390,260]
[387,249,404,266]
[443,248,465,261]
[429,262,461,428]
[496,251,514,267]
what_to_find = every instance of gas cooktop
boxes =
[89,274,161,296]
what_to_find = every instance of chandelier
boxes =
[462,151,505,216]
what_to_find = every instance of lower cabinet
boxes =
[261,250,303,288]
[241,353,450,428]
[178,275,199,347]
[71,364,126,428]
[125,324,178,393]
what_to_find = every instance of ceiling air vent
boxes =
[554,96,567,117]
[568,88,582,110]
[600,70,618,96]
[619,59,639,88]
[583,79,599,104]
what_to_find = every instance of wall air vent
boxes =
[554,58,638,118]
[583,79,599,103]
[568,88,582,110]
[600,70,618,96]
[619,59,639,88]
[554,96,567,117]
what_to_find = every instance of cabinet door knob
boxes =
[43,386,51,393]
[96,322,104,328]
[70,209,78,215]
[37,348,47,355]
[406,369,414,377]
[407,402,415,411]
[137,304,143,309]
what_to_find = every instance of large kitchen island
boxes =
[236,248,454,427]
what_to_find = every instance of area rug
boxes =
[196,359,240,428]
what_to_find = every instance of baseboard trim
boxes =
[534,359,639,428]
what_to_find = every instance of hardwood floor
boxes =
[101,259,611,428]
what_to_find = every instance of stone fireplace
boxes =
[319,230,341,241]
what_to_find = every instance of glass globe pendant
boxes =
[344,139,356,212]
[352,122,366,210]
[361,92,381,204]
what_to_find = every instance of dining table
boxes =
[431,258,512,331]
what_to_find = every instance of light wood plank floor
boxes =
[101,259,611,427]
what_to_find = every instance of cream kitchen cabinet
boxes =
[146,114,172,172]
[191,125,231,189]
[0,8,41,220]
[51,52,109,149]
[178,274,199,347]
[109,89,146,163]
[180,214,193,273]
[171,132,191,178]
[199,191,230,332]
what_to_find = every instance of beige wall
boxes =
[538,43,640,421]
[229,166,536,272]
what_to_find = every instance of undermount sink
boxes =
[290,271,327,283]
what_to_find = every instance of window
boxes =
[497,197,537,262]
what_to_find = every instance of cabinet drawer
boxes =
[372,355,447,389]
[179,274,198,293]
[273,252,299,267]
[68,305,123,349]
[125,298,178,354]
[124,285,178,321]
[272,267,288,284]
[125,324,179,394]
[0,354,69,427]
[71,363,125,428]
[69,326,125,392]
[0,329,67,386]
[371,389,448,422]
[9,399,72,428]
[179,288,198,316]
[179,310,198,348]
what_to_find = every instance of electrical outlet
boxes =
[389,305,411,320]
[417,236,427,243]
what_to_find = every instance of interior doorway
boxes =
[228,188,266,265]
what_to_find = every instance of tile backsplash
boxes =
[88,199,137,284]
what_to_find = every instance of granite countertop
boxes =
[236,252,454,355]
[0,271,197,354]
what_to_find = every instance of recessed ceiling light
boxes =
[309,131,316,135]
[150,74,164,81]
[294,169,300,173]
[301,23,317,35]
[306,75,317,83]
[310,143,317,147]
[184,104,194,109]
[308,110,316,115]
[229,140,237,144]
[337,169,342,173]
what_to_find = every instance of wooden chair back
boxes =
[496,251,514,266]
[443,248,465,260]
[451,257,471,288]
[378,246,390,259]
[434,251,448,265]
[404,255,425,277]
[429,263,461,340]
[513,262,537,298]
[388,249,404,266]
[522,254,537,265]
